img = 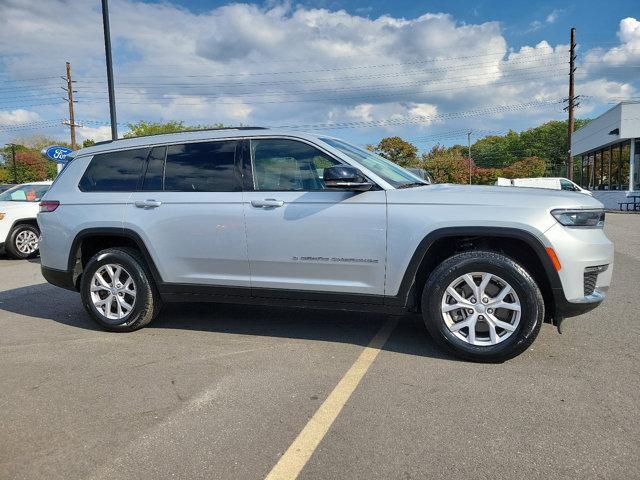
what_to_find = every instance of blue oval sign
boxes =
[44,145,73,164]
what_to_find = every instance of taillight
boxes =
[39,200,60,212]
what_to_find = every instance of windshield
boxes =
[320,137,427,188]
[0,184,49,202]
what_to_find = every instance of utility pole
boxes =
[467,131,472,185]
[101,0,118,140]
[566,27,577,180]
[62,62,78,150]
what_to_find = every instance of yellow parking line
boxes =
[264,316,399,480]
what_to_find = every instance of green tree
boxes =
[421,145,471,184]
[502,156,546,178]
[11,134,71,151]
[519,119,590,176]
[471,130,526,168]
[124,120,224,138]
[0,143,59,183]
[466,119,590,175]
[373,136,419,167]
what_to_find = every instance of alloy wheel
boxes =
[89,264,137,324]
[441,272,521,346]
[15,230,39,255]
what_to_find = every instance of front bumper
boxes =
[543,222,614,302]
[553,287,607,318]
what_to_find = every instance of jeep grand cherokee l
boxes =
[37,128,613,362]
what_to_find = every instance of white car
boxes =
[0,181,52,259]
[496,177,592,195]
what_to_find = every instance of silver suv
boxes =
[38,128,614,362]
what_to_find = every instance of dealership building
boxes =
[572,101,640,209]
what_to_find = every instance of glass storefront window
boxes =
[622,142,631,190]
[612,145,620,190]
[602,148,610,189]
[594,150,602,190]
[635,139,640,191]
[587,153,595,189]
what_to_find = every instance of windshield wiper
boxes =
[397,182,429,189]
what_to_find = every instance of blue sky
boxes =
[0,0,638,152]
[165,0,629,47]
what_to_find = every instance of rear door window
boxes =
[79,148,149,192]
[164,141,240,192]
[142,146,166,191]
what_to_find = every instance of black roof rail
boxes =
[87,126,268,146]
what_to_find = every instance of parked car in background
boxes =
[0,181,52,259]
[38,129,612,362]
[496,177,591,195]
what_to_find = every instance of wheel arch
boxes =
[390,227,563,322]
[9,217,39,231]
[68,228,163,289]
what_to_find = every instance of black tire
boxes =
[5,223,40,259]
[421,250,544,363]
[80,247,162,332]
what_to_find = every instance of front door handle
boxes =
[134,199,162,209]
[251,199,284,208]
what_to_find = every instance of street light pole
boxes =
[101,0,118,140]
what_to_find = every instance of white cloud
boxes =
[77,125,113,143]
[0,109,40,125]
[546,10,561,24]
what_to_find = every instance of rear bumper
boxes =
[41,265,77,291]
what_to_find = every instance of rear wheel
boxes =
[6,224,40,259]
[421,251,544,362]
[80,247,162,332]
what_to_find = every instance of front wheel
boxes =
[421,251,544,362]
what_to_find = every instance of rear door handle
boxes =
[134,199,162,209]
[251,199,284,208]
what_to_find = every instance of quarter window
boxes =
[164,141,240,192]
[251,139,340,191]
[79,148,149,192]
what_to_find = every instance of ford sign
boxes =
[43,145,73,164]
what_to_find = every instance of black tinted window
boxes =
[79,148,148,192]
[142,146,166,191]
[164,141,240,192]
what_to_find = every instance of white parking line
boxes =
[264,316,399,480]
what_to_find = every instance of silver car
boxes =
[37,128,613,362]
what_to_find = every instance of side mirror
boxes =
[323,165,373,191]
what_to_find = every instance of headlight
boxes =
[551,209,605,228]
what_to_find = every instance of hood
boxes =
[386,184,604,211]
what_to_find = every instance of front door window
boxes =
[251,138,340,191]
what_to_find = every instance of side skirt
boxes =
[158,284,409,314]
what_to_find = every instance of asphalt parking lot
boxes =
[1,213,639,480]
